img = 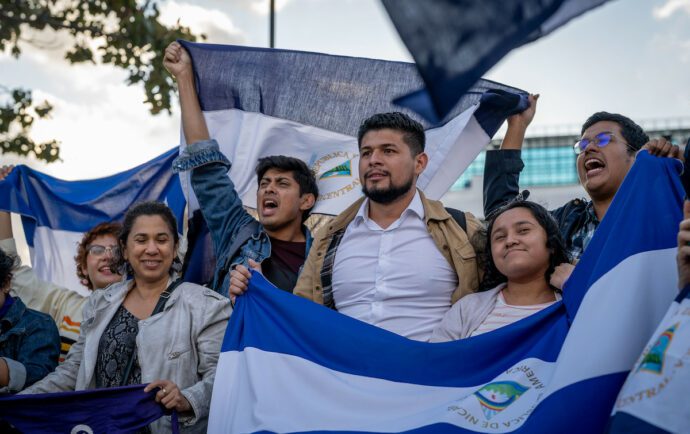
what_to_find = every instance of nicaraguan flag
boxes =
[382,0,611,122]
[208,151,682,433]
[177,41,527,217]
[0,384,176,434]
[606,283,690,434]
[0,148,185,292]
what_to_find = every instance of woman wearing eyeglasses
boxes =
[0,166,123,363]
[22,201,230,433]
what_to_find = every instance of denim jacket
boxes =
[172,139,312,296]
[0,297,60,393]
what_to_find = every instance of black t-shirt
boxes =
[262,237,306,292]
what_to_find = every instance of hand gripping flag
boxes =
[382,0,611,122]
[0,384,178,434]
[0,148,186,292]
[606,283,690,434]
[208,150,682,433]
[176,41,527,217]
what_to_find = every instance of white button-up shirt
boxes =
[331,191,459,341]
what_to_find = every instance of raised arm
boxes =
[164,41,209,144]
[166,42,266,295]
[483,94,538,216]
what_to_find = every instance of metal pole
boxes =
[269,0,275,48]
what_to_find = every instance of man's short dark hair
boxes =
[357,112,425,156]
[255,156,319,222]
[581,112,649,155]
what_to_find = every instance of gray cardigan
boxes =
[22,280,231,433]
[430,285,505,342]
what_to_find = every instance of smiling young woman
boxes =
[431,200,571,342]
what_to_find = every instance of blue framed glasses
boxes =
[574,132,617,154]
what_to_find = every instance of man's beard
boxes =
[362,175,414,204]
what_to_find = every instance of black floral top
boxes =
[95,305,141,388]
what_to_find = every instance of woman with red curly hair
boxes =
[0,202,122,362]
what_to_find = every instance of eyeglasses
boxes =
[573,132,631,155]
[87,245,119,257]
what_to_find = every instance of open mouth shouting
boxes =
[583,157,605,178]
[261,197,280,217]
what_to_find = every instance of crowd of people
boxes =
[0,41,687,432]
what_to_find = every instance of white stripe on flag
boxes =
[548,247,678,394]
[209,350,555,433]
[181,104,484,216]
[31,226,90,296]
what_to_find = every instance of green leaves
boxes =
[0,86,59,162]
[0,0,203,162]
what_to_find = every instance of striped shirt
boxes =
[470,291,561,337]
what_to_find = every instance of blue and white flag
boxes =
[208,151,682,433]
[0,148,185,291]
[606,283,690,434]
[0,384,176,434]
[382,0,610,122]
[178,41,527,217]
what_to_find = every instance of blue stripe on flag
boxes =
[229,272,568,387]
[0,384,172,434]
[0,147,185,240]
[382,0,610,122]
[178,40,526,132]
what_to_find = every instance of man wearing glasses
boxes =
[483,95,680,285]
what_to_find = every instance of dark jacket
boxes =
[483,149,590,250]
[0,297,60,393]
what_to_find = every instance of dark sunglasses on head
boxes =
[87,245,119,257]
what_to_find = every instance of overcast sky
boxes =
[1,0,689,180]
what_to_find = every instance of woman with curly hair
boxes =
[431,200,571,341]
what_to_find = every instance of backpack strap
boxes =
[214,220,261,293]
[444,207,468,233]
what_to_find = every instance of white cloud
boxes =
[159,1,246,44]
[653,0,690,19]
[248,0,292,15]
[27,83,178,180]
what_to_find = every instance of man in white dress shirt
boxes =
[293,112,484,341]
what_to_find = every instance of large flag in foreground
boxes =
[208,151,682,433]
[0,148,185,291]
[382,0,610,122]
[177,41,526,216]
[606,283,690,434]
[0,384,175,434]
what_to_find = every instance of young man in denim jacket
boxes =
[164,42,318,296]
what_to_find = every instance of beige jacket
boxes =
[294,190,484,306]
[22,280,231,434]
